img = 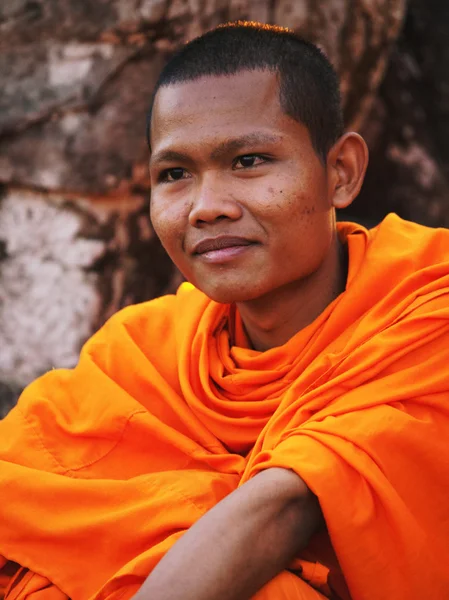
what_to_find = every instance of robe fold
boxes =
[1,214,449,600]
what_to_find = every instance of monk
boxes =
[1,21,449,600]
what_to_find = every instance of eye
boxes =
[233,154,267,169]
[159,167,190,183]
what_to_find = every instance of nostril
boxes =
[194,214,229,226]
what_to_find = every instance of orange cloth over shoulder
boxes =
[1,214,449,600]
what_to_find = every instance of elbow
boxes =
[282,484,323,546]
[260,467,324,546]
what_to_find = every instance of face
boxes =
[149,70,339,304]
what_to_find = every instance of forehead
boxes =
[150,70,290,150]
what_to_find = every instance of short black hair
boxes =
[146,21,344,162]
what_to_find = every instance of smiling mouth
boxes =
[193,236,254,255]
[192,236,257,264]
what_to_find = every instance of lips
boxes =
[192,236,254,255]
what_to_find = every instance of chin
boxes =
[198,283,264,305]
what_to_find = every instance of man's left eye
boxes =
[234,155,266,169]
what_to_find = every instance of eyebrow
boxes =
[209,133,282,160]
[149,150,192,167]
[150,133,282,166]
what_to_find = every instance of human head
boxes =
[146,21,344,162]
[148,23,368,312]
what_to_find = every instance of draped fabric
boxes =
[1,214,449,600]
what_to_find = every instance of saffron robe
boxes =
[1,214,449,600]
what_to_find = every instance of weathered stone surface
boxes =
[0,189,104,385]
[0,53,165,193]
[0,0,150,45]
[0,186,177,399]
[0,0,405,194]
[350,0,449,227]
[0,43,136,136]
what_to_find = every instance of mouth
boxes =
[192,236,256,264]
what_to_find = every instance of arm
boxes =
[134,467,323,600]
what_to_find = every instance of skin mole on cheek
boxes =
[301,206,316,215]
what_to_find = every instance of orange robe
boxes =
[1,214,449,600]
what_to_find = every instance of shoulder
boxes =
[0,284,213,472]
[343,214,449,296]
[369,214,449,264]
[103,281,208,327]
[92,282,209,352]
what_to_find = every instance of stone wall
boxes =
[2,0,448,412]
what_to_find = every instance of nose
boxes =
[188,175,243,227]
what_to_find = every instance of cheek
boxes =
[269,185,334,266]
[259,167,327,213]
[150,197,188,251]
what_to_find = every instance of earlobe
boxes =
[328,132,369,210]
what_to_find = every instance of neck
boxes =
[236,235,347,352]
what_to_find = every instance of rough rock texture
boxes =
[0,0,405,193]
[0,190,103,384]
[351,0,449,227]
[2,0,447,413]
[0,187,177,389]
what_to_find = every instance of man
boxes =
[1,21,449,600]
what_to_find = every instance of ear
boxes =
[326,132,369,210]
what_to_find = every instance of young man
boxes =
[1,22,449,600]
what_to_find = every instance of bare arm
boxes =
[134,467,323,600]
